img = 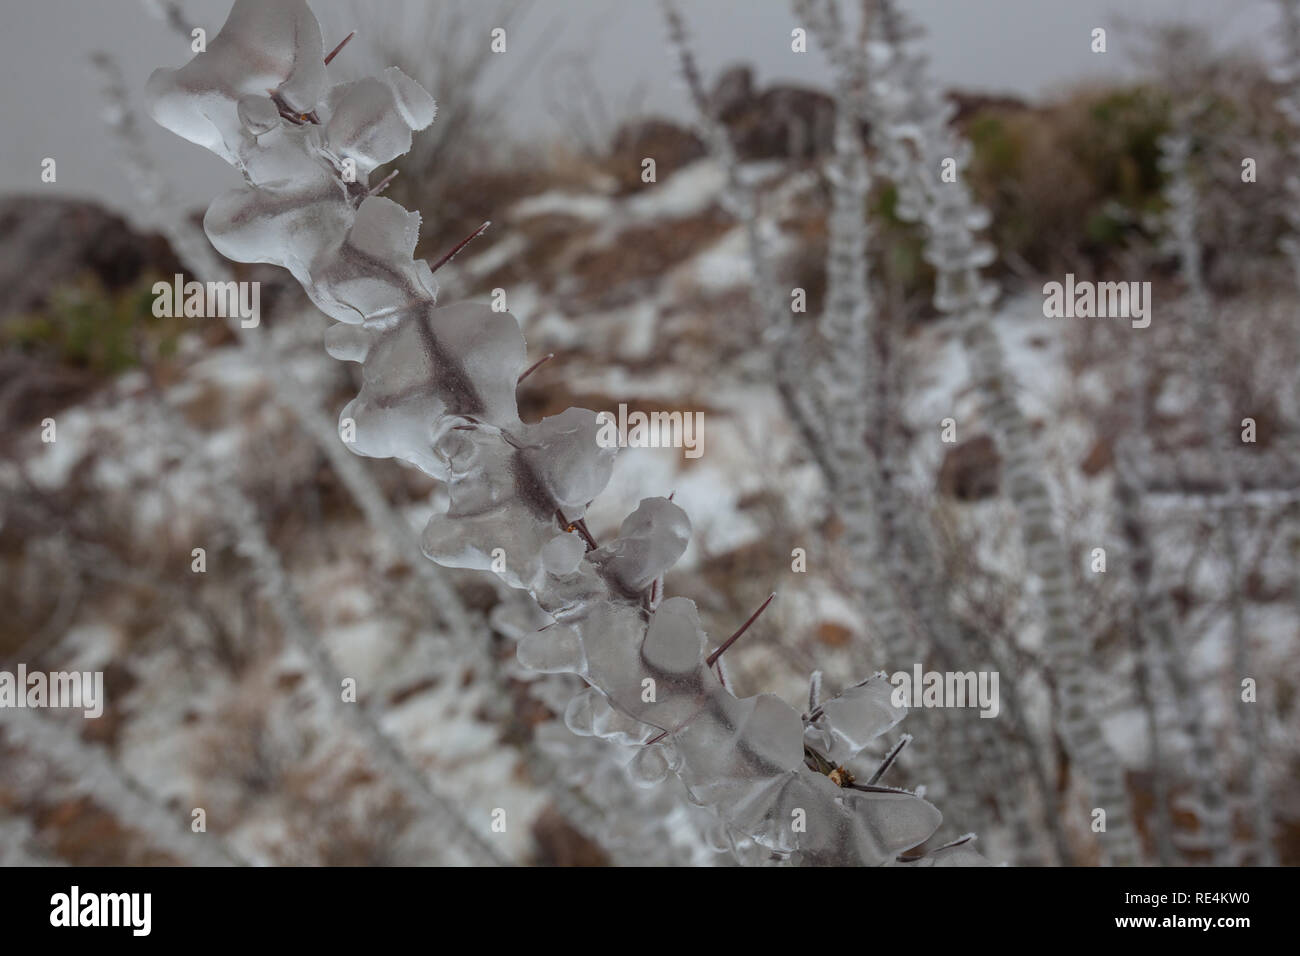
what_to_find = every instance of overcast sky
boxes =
[0,0,1273,226]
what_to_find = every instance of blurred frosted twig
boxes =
[139,0,189,36]
[805,0,1058,860]
[1275,0,1300,291]
[659,0,835,484]
[1107,254,1228,864]
[0,707,245,866]
[797,0,994,836]
[1113,446,1179,865]
[83,51,501,855]
[1158,109,1275,865]
[662,0,922,674]
[150,398,509,866]
[865,0,1139,864]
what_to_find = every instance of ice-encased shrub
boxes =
[146,0,972,865]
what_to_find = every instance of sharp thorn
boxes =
[706,592,776,668]
[429,220,491,274]
[866,733,911,786]
[554,509,598,550]
[368,168,399,196]
[517,353,555,384]
[324,30,356,65]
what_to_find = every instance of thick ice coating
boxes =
[147,0,328,165]
[591,497,692,594]
[147,0,952,864]
[804,673,907,765]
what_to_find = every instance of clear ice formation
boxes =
[148,0,947,864]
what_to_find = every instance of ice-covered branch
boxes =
[1274,0,1300,289]
[1114,438,1228,863]
[91,50,477,650]
[147,0,952,864]
[791,0,1057,860]
[151,397,506,866]
[660,0,835,482]
[864,0,1138,864]
[1,707,243,866]
[1158,105,1275,865]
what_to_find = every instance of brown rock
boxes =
[1079,436,1114,476]
[0,197,181,322]
[608,118,707,192]
[710,64,837,160]
[937,434,1001,501]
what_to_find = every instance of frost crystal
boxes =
[148,0,947,864]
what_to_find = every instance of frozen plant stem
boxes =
[659,0,838,485]
[1113,314,1228,863]
[664,0,919,675]
[153,395,508,866]
[796,0,1032,854]
[866,0,1138,863]
[93,44,500,867]
[1,707,244,866]
[147,0,960,864]
[1158,113,1274,865]
[91,51,478,650]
